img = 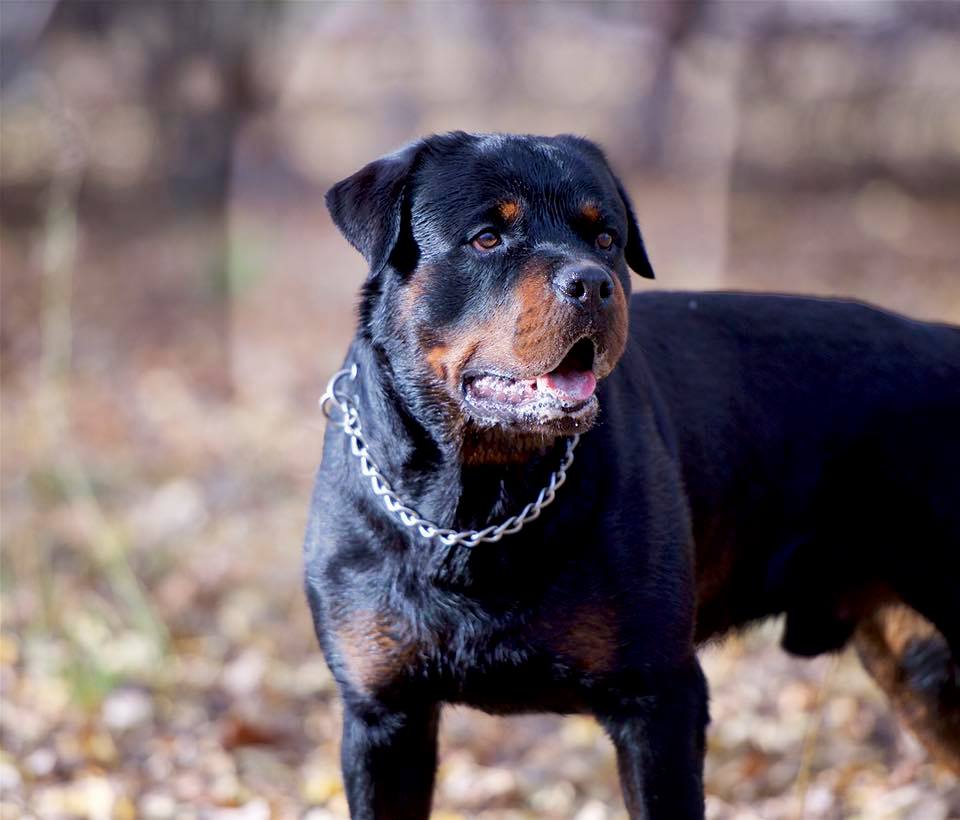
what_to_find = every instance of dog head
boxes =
[327,132,654,462]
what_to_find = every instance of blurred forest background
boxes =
[2,1,960,818]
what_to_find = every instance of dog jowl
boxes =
[307,132,707,819]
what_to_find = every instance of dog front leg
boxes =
[598,660,710,820]
[340,699,440,820]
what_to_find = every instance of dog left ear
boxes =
[615,180,656,280]
[325,140,422,277]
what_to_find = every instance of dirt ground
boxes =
[2,177,960,819]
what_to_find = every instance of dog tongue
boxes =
[537,369,597,403]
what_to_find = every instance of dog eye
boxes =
[471,231,501,251]
[595,232,614,250]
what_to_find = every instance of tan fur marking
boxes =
[425,344,449,381]
[499,200,521,222]
[335,610,418,694]
[549,604,619,674]
[398,271,428,325]
[461,428,555,465]
[513,274,559,361]
[600,274,629,377]
[855,605,960,773]
[581,202,601,222]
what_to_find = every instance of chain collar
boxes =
[320,365,580,548]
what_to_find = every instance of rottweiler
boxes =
[304,131,960,819]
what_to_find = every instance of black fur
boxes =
[305,131,960,818]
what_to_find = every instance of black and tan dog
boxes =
[304,132,960,819]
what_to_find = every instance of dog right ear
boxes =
[325,140,422,277]
[615,179,656,280]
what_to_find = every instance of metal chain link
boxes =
[320,366,579,548]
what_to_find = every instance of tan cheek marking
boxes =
[590,273,630,381]
[425,344,449,381]
[335,611,417,694]
[426,322,504,391]
[398,271,428,327]
[515,273,549,322]
[499,200,521,222]
[513,275,558,360]
[419,262,565,387]
[602,275,629,371]
[454,338,484,376]
[512,272,577,367]
[428,319,511,389]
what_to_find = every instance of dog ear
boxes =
[325,140,422,276]
[615,180,655,280]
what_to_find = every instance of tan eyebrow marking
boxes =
[498,200,521,222]
[581,202,601,222]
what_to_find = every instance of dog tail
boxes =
[854,605,960,774]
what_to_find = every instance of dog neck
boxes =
[343,339,566,542]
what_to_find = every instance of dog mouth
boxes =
[462,338,600,428]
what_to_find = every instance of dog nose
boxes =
[553,265,615,308]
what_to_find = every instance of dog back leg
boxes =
[855,605,960,775]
